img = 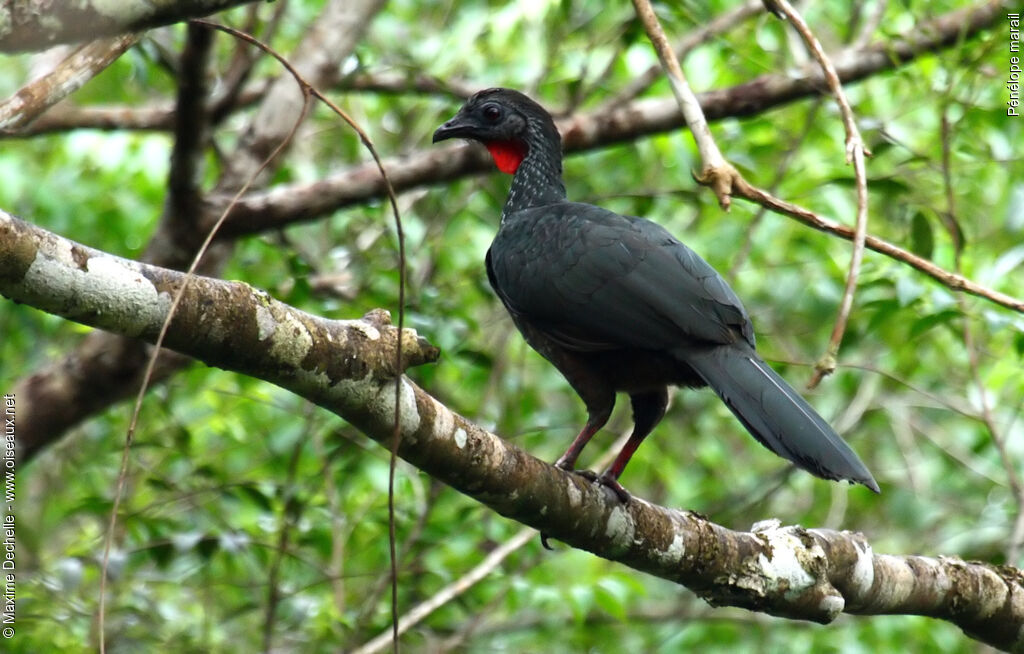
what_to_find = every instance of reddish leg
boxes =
[542,403,612,551]
[557,384,610,470]
[554,404,612,470]
[598,389,668,502]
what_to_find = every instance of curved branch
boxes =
[2,211,1022,652]
[766,0,871,387]
[0,0,255,53]
[6,0,1016,474]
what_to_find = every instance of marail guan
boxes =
[433,88,879,499]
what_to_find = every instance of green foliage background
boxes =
[1,1,1022,651]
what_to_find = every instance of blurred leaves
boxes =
[1,0,1021,652]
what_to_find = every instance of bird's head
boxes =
[432,88,559,174]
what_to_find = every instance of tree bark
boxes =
[1,209,1021,653]
[0,0,257,52]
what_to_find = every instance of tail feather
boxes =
[684,345,879,493]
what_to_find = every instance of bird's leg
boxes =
[554,404,612,472]
[543,410,611,552]
[597,389,669,503]
[542,413,609,551]
[542,379,613,550]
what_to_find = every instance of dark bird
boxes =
[433,88,879,500]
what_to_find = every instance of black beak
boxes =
[432,114,473,143]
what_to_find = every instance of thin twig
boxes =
[209,0,288,124]
[97,62,311,654]
[763,0,871,388]
[631,0,741,209]
[187,19,409,651]
[350,528,537,654]
[733,183,1024,313]
[939,101,1024,563]
[606,0,763,109]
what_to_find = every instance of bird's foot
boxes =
[540,467,630,549]
[562,467,632,504]
[540,461,591,550]
[596,473,632,503]
[571,468,600,482]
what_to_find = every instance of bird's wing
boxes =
[487,202,754,353]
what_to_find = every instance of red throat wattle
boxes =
[485,140,528,174]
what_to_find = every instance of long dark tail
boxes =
[683,345,879,493]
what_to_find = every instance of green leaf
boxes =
[910,210,934,259]
[233,484,275,512]
[908,309,961,340]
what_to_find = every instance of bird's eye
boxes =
[481,104,502,122]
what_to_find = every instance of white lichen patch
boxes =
[370,378,421,436]
[653,532,685,566]
[818,594,845,619]
[255,303,276,341]
[86,257,169,335]
[265,307,313,363]
[25,252,168,336]
[849,539,875,596]
[605,504,635,546]
[755,527,817,598]
[565,477,583,508]
[91,0,143,20]
[751,518,781,533]
[430,396,454,444]
[343,318,381,341]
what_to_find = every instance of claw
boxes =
[572,468,599,482]
[597,473,632,503]
[558,465,632,503]
[539,532,555,550]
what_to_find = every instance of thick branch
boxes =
[0,211,438,401]
[0,34,139,131]
[1,211,1020,651]
[0,0,256,53]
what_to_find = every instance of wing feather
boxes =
[487,202,753,352]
